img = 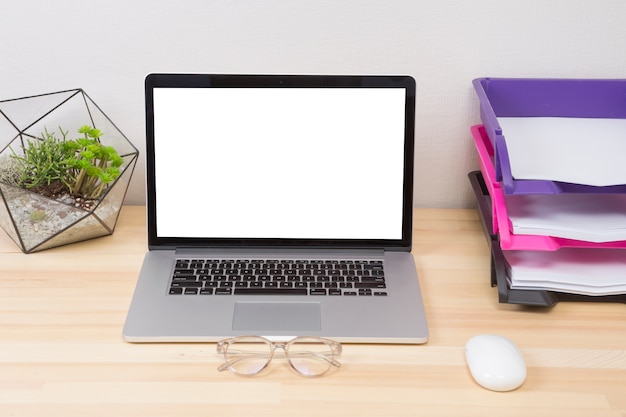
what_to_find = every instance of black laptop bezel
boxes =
[144,73,415,251]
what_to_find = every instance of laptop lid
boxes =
[144,74,415,252]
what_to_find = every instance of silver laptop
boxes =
[123,73,429,343]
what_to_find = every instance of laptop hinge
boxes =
[173,247,385,259]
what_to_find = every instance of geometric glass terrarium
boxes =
[0,89,139,253]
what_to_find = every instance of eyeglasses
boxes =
[216,336,342,377]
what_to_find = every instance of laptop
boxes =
[123,73,429,343]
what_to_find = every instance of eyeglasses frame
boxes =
[216,335,342,377]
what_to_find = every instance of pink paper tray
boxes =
[470,124,626,251]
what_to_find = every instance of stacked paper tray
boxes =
[470,124,626,251]
[469,170,626,306]
[473,77,626,195]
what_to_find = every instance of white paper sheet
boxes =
[498,117,626,187]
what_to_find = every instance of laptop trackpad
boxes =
[232,302,321,331]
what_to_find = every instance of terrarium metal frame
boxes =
[0,89,138,253]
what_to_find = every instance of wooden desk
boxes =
[1,206,624,417]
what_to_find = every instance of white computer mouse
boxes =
[465,334,527,392]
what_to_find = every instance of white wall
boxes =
[1,0,625,208]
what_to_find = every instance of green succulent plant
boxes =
[9,125,123,202]
[11,127,72,190]
[64,125,124,200]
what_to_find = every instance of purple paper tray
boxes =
[473,77,626,195]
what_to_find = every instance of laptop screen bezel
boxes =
[144,73,415,251]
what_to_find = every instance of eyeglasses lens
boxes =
[286,337,335,376]
[224,337,272,375]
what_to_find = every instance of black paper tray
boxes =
[468,170,626,306]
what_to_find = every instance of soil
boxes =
[27,180,96,210]
[29,180,68,199]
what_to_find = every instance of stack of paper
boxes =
[504,248,626,296]
[495,117,626,298]
[505,193,626,242]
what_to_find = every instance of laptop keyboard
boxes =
[169,259,387,296]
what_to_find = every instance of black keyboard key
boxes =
[173,269,195,275]
[171,281,203,288]
[172,276,198,282]
[355,282,386,289]
[169,287,183,295]
[360,276,385,282]
[309,289,327,295]
[234,288,308,295]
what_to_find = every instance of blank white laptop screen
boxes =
[152,87,406,240]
